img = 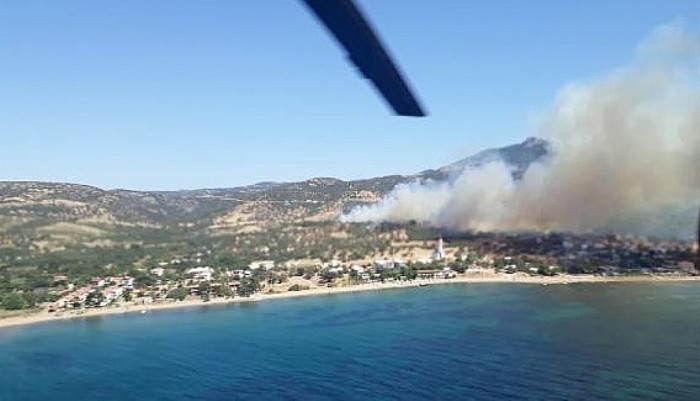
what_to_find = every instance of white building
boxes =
[374,259,404,270]
[150,267,165,277]
[323,259,343,268]
[249,260,275,270]
[351,265,365,274]
[326,266,345,274]
[187,266,215,281]
[432,237,445,261]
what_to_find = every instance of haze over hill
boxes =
[0,137,546,235]
[344,24,700,240]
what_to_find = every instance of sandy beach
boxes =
[1,273,698,330]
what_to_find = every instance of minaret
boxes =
[434,236,445,261]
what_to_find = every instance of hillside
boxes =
[0,138,548,238]
[419,136,549,181]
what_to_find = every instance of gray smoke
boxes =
[343,23,700,239]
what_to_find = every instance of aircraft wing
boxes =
[301,0,426,117]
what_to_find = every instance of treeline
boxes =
[1,291,58,310]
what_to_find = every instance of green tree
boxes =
[537,265,556,276]
[320,270,339,282]
[198,281,211,295]
[215,284,233,298]
[166,287,188,301]
[1,292,25,310]
[129,269,155,288]
[238,278,259,297]
[450,261,468,273]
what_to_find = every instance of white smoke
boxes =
[343,23,700,238]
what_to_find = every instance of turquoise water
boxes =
[1,283,699,400]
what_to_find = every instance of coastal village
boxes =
[1,147,697,323]
[42,232,698,316]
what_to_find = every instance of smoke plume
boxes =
[343,23,700,238]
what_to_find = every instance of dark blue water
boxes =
[1,283,699,400]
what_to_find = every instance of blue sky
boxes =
[1,1,698,190]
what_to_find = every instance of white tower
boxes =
[433,236,445,261]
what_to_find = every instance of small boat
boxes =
[419,283,429,287]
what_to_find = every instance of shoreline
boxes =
[1,273,699,330]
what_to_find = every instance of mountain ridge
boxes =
[0,138,548,229]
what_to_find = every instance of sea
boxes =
[1,283,699,400]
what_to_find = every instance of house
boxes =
[326,266,345,275]
[351,265,365,274]
[119,276,135,288]
[374,259,404,270]
[249,260,275,270]
[67,287,93,305]
[323,260,343,269]
[187,266,215,281]
[466,265,490,274]
[91,277,106,287]
[134,296,154,304]
[100,286,124,307]
[416,269,440,279]
[417,269,456,279]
